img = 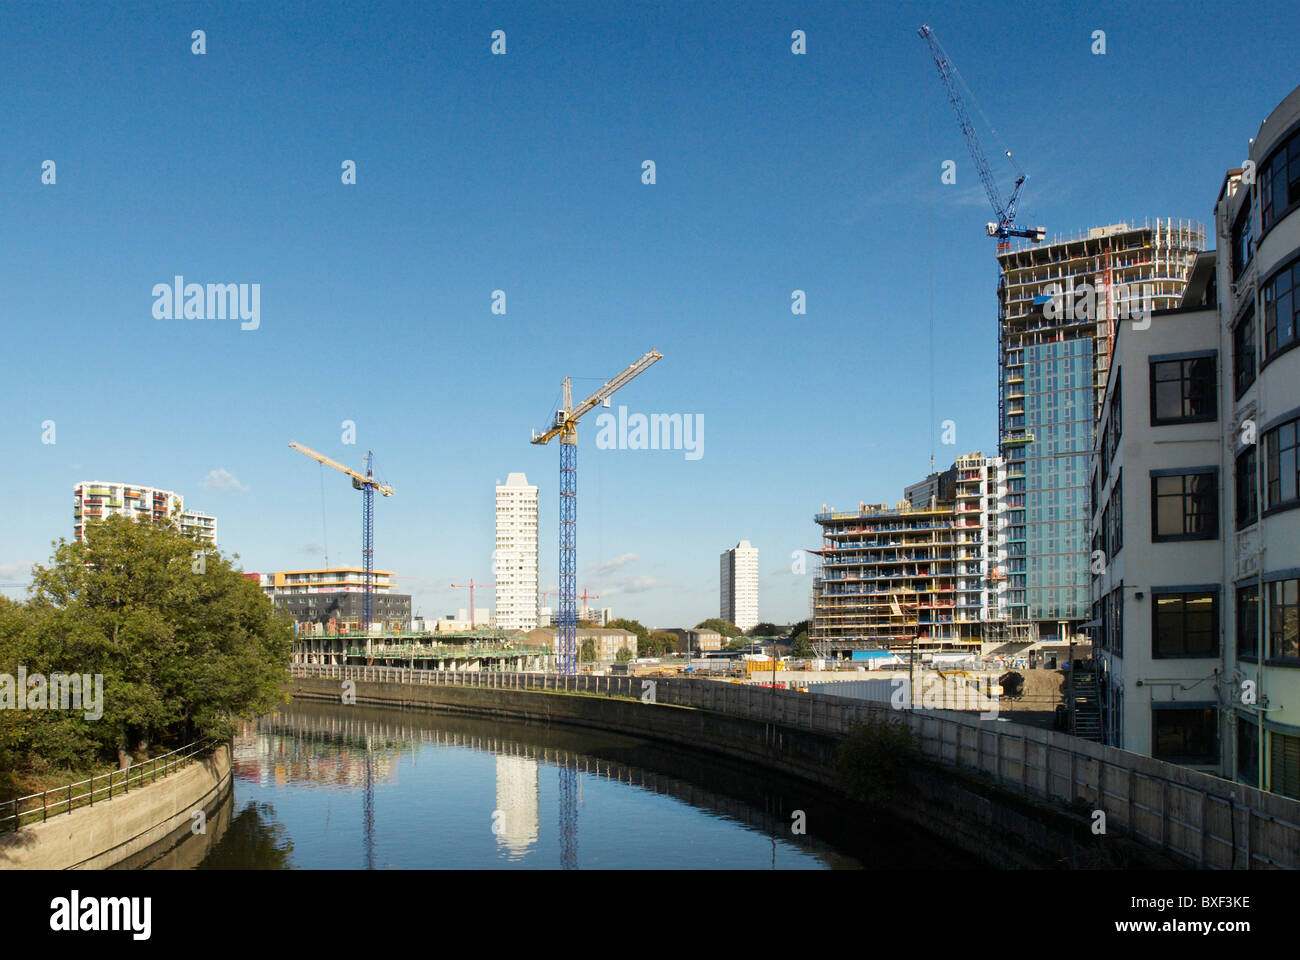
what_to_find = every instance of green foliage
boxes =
[790,632,812,658]
[614,647,633,663]
[649,631,679,656]
[0,515,293,780]
[694,618,741,638]
[579,638,597,662]
[746,622,782,637]
[834,720,917,807]
[786,619,810,639]
[608,618,649,647]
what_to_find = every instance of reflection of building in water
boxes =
[494,755,539,857]
[231,730,397,789]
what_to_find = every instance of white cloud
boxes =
[201,468,249,494]
[586,553,640,577]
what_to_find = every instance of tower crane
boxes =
[450,578,495,630]
[531,350,662,674]
[917,24,1045,252]
[289,441,394,634]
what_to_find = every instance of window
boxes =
[1273,732,1300,799]
[1110,371,1122,442]
[1151,469,1219,541]
[1238,583,1260,661]
[1237,720,1259,788]
[1152,706,1218,764]
[1150,354,1216,424]
[1232,192,1254,280]
[1236,446,1257,528]
[1153,590,1218,658]
[1263,257,1300,359]
[1110,472,1122,556]
[1264,416,1300,510]
[1260,128,1300,232]
[1267,577,1300,661]
[1234,308,1256,398]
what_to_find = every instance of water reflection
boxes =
[159,700,979,870]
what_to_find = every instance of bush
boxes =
[834,719,917,806]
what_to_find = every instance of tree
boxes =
[608,618,649,649]
[747,622,782,638]
[615,647,633,663]
[579,638,597,662]
[786,619,810,640]
[694,618,741,638]
[18,514,293,770]
[790,632,812,658]
[650,631,679,656]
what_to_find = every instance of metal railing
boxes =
[0,738,220,831]
[290,663,1300,869]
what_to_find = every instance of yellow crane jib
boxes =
[530,349,663,445]
[288,441,395,496]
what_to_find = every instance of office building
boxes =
[73,481,217,545]
[494,473,539,632]
[1087,83,1300,798]
[720,540,759,632]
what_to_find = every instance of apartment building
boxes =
[73,481,217,545]
[998,220,1203,638]
[255,567,411,633]
[720,540,759,632]
[494,473,539,632]
[810,452,1011,656]
[1088,84,1300,798]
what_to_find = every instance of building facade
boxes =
[998,221,1203,638]
[1087,83,1300,799]
[494,473,539,632]
[810,452,1012,656]
[256,567,411,633]
[73,481,217,545]
[720,540,759,631]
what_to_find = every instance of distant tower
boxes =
[720,540,759,631]
[494,473,539,632]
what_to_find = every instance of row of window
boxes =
[1112,413,1300,542]
[1129,578,1300,663]
[1154,708,1300,795]
[1237,578,1300,662]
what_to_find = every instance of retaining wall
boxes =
[0,743,232,870]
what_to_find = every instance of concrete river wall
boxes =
[287,665,1300,869]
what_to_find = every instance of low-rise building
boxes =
[526,626,637,661]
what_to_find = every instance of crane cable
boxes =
[319,462,330,569]
[927,76,936,472]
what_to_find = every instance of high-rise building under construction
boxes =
[996,220,1204,638]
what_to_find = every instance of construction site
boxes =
[808,452,1033,658]
[996,219,1204,633]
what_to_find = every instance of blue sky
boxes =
[3,0,1297,627]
